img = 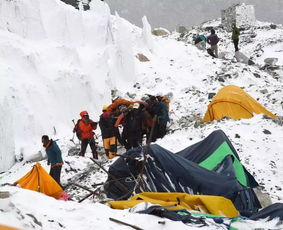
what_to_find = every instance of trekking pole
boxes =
[135,115,157,193]
[109,217,143,230]
[70,119,76,144]
[89,158,131,195]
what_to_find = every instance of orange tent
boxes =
[203,85,276,122]
[14,163,63,199]
[0,225,20,230]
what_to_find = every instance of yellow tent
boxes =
[203,85,276,122]
[14,163,63,199]
[108,192,239,218]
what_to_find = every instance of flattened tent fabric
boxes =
[250,203,283,221]
[203,85,276,122]
[108,192,240,218]
[104,139,261,216]
[176,130,258,188]
[14,163,63,199]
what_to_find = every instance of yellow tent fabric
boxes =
[203,85,276,122]
[14,163,63,199]
[108,192,239,218]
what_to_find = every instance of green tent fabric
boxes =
[176,130,258,188]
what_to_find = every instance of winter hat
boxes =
[102,105,108,111]
[80,111,89,117]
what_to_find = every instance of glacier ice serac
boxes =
[0,0,147,170]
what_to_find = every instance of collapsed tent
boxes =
[176,129,258,188]
[203,85,276,122]
[109,192,239,218]
[14,163,63,199]
[104,131,261,216]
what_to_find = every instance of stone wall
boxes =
[221,3,256,31]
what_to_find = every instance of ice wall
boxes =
[0,99,15,172]
[0,0,138,165]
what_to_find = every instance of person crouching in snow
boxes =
[99,105,117,159]
[73,111,98,159]
[42,135,63,186]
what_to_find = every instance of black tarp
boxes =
[105,143,261,216]
[250,203,283,221]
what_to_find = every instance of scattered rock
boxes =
[208,93,216,99]
[26,213,42,227]
[264,58,278,66]
[260,89,268,94]
[136,53,150,62]
[0,191,10,199]
[263,129,271,134]
[272,116,283,126]
[235,134,240,138]
[253,73,260,78]
[270,24,277,29]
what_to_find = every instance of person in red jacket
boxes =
[73,111,98,159]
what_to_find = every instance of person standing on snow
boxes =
[73,111,98,159]
[232,24,240,52]
[207,28,220,58]
[156,93,170,138]
[99,105,117,159]
[42,135,63,186]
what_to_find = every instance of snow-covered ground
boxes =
[1,0,283,229]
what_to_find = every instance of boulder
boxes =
[235,51,254,65]
[177,26,188,34]
[136,53,150,62]
[0,191,10,198]
[152,28,170,36]
[264,58,278,66]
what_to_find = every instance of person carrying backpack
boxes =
[207,28,220,58]
[99,105,117,159]
[232,23,240,52]
[73,111,98,159]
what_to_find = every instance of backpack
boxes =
[73,119,82,140]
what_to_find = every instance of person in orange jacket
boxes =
[73,111,98,159]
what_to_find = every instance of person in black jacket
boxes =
[122,103,145,150]
[99,106,117,159]
[147,96,164,142]
[42,135,63,186]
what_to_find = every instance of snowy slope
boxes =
[1,0,283,229]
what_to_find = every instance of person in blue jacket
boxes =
[42,135,63,186]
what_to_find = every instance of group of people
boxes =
[194,23,240,58]
[98,94,170,157]
[41,93,170,186]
